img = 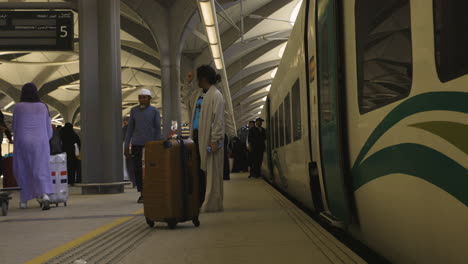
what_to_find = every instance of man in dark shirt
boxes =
[124,89,162,203]
[248,118,266,178]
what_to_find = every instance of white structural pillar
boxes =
[160,19,183,138]
[79,0,124,193]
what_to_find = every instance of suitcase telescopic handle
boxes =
[177,138,188,219]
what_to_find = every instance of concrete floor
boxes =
[0,174,365,264]
[0,185,142,264]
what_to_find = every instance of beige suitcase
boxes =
[143,138,200,229]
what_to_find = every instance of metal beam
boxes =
[229,60,280,85]
[233,87,268,106]
[226,40,285,79]
[220,0,294,51]
[230,65,277,95]
[232,79,272,100]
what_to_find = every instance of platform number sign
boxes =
[0,11,74,51]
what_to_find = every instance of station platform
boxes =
[0,174,366,264]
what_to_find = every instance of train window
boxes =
[274,111,279,149]
[291,80,302,141]
[279,103,285,147]
[284,93,292,145]
[355,0,413,114]
[434,0,468,82]
[271,116,275,149]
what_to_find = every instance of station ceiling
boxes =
[0,0,302,130]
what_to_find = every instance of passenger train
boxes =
[262,0,468,263]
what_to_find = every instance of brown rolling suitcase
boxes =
[143,137,200,229]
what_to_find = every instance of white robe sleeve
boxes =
[210,91,225,144]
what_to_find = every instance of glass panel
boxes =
[434,0,468,82]
[356,0,412,113]
[271,116,276,149]
[284,93,292,145]
[274,111,279,149]
[291,80,302,141]
[279,103,285,147]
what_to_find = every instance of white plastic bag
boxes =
[74,143,80,157]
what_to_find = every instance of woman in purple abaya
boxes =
[13,83,54,210]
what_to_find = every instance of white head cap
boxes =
[138,88,152,97]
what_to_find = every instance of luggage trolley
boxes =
[0,187,21,216]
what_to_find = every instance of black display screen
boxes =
[0,11,74,51]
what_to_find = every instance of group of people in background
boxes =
[1,64,263,214]
[229,118,266,179]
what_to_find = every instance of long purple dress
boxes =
[13,102,54,203]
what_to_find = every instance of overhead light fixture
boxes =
[198,0,237,136]
[210,44,221,58]
[199,0,225,70]
[258,111,261,115]
[262,96,267,102]
[265,85,271,92]
[206,26,218,44]
[3,101,14,110]
[200,0,215,26]
[214,58,223,70]
[260,105,264,109]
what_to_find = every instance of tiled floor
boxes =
[0,174,365,264]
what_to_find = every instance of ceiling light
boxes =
[206,26,218,44]
[262,97,267,102]
[278,43,287,58]
[260,105,264,109]
[290,0,303,26]
[258,111,261,115]
[214,58,223,70]
[270,68,278,78]
[200,1,215,26]
[210,44,221,58]
[265,85,271,92]
[3,101,14,110]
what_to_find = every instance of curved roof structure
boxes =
[0,0,302,131]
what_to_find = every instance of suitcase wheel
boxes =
[167,219,177,229]
[192,217,200,227]
[1,201,8,216]
[145,217,155,228]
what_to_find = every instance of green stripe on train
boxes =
[352,92,468,205]
[410,121,468,155]
[353,143,468,206]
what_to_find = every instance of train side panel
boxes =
[342,0,468,263]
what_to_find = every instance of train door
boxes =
[303,0,325,214]
[314,0,352,224]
